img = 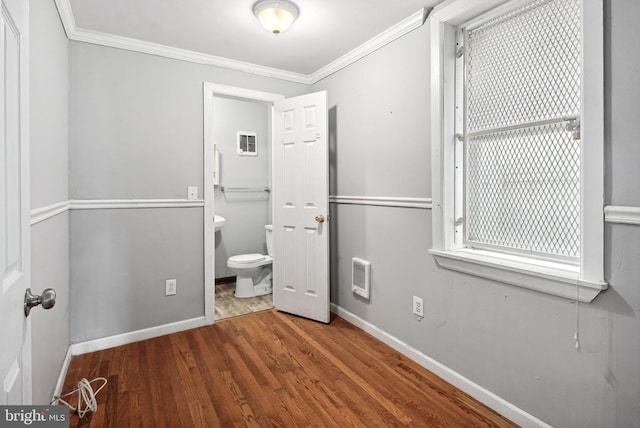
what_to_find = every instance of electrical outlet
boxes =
[413,296,424,317]
[187,187,198,200]
[166,279,177,296]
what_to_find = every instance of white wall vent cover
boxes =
[352,257,371,299]
[237,131,257,156]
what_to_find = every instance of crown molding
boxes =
[53,0,428,85]
[53,0,77,37]
[70,27,311,84]
[309,8,431,84]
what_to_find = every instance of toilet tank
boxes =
[265,225,273,256]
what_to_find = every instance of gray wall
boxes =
[213,97,271,278]
[313,2,640,426]
[29,0,70,404]
[29,0,639,424]
[606,1,640,206]
[68,42,307,342]
[70,208,204,341]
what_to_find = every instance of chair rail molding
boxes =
[330,195,432,209]
[31,199,205,225]
[30,201,72,225]
[71,199,205,210]
[604,205,640,225]
[32,201,638,225]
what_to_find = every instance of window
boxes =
[464,0,581,262]
[428,0,607,302]
[237,132,257,156]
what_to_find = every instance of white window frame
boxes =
[428,0,607,302]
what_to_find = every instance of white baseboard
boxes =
[52,346,73,401]
[69,317,206,356]
[59,308,547,426]
[53,317,205,403]
[330,303,551,428]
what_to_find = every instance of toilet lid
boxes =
[230,253,266,264]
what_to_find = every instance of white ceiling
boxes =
[67,0,440,76]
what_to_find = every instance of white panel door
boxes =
[273,91,329,323]
[0,0,32,405]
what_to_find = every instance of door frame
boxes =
[202,83,284,325]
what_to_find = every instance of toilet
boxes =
[227,225,273,298]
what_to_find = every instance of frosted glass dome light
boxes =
[253,0,300,34]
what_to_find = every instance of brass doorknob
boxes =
[315,214,325,223]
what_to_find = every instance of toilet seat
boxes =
[227,253,273,269]
[229,253,265,264]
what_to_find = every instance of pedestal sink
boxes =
[214,215,226,232]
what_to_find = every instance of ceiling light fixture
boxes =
[253,0,299,35]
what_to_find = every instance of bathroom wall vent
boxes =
[237,131,257,156]
[352,257,371,299]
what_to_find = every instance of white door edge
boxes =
[1,0,32,404]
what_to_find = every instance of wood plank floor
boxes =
[61,310,518,427]
[215,283,273,320]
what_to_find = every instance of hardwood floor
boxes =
[61,310,517,427]
[215,283,274,320]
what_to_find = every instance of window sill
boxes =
[429,248,607,303]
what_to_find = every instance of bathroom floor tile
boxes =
[214,282,273,320]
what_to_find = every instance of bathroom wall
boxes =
[29,0,70,404]
[68,42,307,342]
[312,1,640,426]
[212,97,271,279]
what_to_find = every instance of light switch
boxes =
[187,187,198,200]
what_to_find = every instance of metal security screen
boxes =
[463,0,581,259]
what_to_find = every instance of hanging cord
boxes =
[52,377,107,418]
[574,282,581,351]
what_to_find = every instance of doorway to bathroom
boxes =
[207,90,277,321]
[203,83,330,325]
